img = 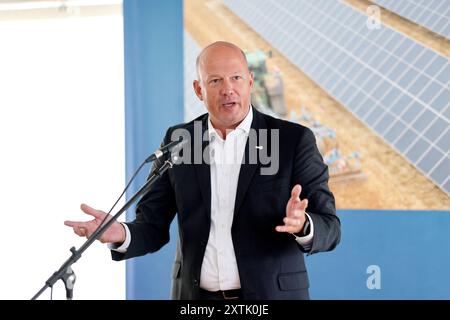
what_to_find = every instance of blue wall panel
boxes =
[123,0,183,299]
[307,210,450,299]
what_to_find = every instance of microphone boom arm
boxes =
[31,158,176,300]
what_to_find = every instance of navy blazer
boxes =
[112,107,341,300]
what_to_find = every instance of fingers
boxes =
[64,220,87,228]
[275,225,296,233]
[73,225,88,237]
[286,185,302,211]
[276,214,305,231]
[298,198,308,213]
[279,185,308,234]
[74,226,87,237]
[283,217,303,227]
[286,194,308,217]
[64,204,104,239]
[291,184,302,201]
[275,218,305,233]
[80,203,105,219]
[64,220,89,237]
[287,198,308,218]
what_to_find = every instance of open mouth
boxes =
[222,102,237,107]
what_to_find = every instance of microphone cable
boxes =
[95,159,147,236]
[97,137,185,229]
[94,138,183,236]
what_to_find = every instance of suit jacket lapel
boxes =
[193,115,211,221]
[233,107,267,219]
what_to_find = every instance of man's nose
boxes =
[220,79,234,95]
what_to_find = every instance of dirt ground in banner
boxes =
[184,0,450,210]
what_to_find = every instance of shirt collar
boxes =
[208,106,253,139]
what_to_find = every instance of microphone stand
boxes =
[31,157,176,300]
[61,266,76,300]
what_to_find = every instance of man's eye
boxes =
[209,79,219,84]
[233,76,242,80]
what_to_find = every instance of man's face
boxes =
[194,45,253,132]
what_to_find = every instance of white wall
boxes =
[0,14,125,299]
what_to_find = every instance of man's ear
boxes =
[193,80,203,101]
[249,71,254,89]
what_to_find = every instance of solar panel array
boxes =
[372,0,450,40]
[184,32,207,122]
[223,0,450,194]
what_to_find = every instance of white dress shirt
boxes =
[199,107,254,291]
[111,107,314,290]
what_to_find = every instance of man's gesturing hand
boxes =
[275,184,308,235]
[64,204,126,244]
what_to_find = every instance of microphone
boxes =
[145,138,185,163]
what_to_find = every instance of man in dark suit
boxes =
[65,41,340,300]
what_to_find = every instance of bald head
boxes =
[196,41,249,81]
[192,41,254,137]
